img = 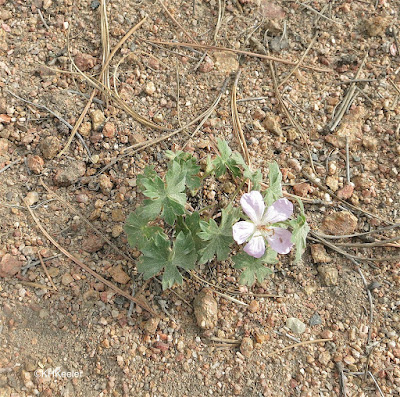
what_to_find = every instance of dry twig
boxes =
[24,199,156,315]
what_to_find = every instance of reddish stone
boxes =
[103,122,115,138]
[27,155,44,174]
[0,254,23,277]
[82,234,104,253]
[74,53,96,71]
[293,182,312,197]
[337,183,354,200]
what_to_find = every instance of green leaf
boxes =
[176,211,204,252]
[198,206,240,264]
[166,150,201,191]
[212,139,241,178]
[124,207,163,250]
[232,152,263,190]
[137,166,157,192]
[264,162,283,206]
[233,251,275,286]
[137,232,197,290]
[289,198,309,263]
[140,162,187,225]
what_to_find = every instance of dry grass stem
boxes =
[231,71,251,169]
[100,0,111,104]
[265,338,332,358]
[329,53,367,131]
[24,199,157,315]
[278,31,318,88]
[38,251,57,291]
[40,179,133,262]
[57,89,96,158]
[148,40,331,72]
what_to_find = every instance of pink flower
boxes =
[232,191,293,258]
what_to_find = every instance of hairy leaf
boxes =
[232,152,263,190]
[198,206,240,264]
[289,198,310,263]
[176,211,204,252]
[264,162,283,206]
[233,250,276,285]
[124,207,163,250]
[166,150,201,191]
[212,139,241,178]
[137,232,197,290]
[140,162,187,225]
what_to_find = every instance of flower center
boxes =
[257,225,272,234]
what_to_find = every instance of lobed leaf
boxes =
[137,232,197,290]
[139,162,187,225]
[233,250,276,286]
[264,162,283,206]
[289,197,310,263]
[198,206,240,264]
[124,206,163,250]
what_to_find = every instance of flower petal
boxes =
[266,227,293,254]
[262,198,293,224]
[240,191,265,224]
[244,234,266,258]
[232,221,255,244]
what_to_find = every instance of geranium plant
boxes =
[124,139,309,289]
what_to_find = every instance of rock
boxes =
[43,0,52,9]
[248,300,260,313]
[90,109,105,131]
[82,234,104,253]
[109,265,130,284]
[111,208,124,222]
[318,266,339,286]
[213,51,239,74]
[61,273,74,285]
[53,161,86,186]
[321,211,358,235]
[142,317,160,334]
[145,81,156,95]
[0,29,8,51]
[27,155,45,174]
[0,254,23,277]
[311,244,332,263]
[25,191,39,206]
[362,137,378,151]
[198,56,214,73]
[262,113,284,136]
[320,329,333,339]
[309,313,322,326]
[259,1,285,19]
[293,183,312,197]
[193,288,218,330]
[40,136,61,159]
[253,108,266,120]
[325,106,365,148]
[318,350,332,366]
[337,183,354,200]
[79,121,91,137]
[326,176,338,192]
[74,52,96,71]
[240,337,254,358]
[364,16,389,37]
[343,355,355,365]
[353,175,372,190]
[0,138,9,154]
[98,174,113,194]
[286,317,306,334]
[103,122,115,138]
[111,224,123,238]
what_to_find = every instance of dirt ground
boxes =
[0,0,400,396]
